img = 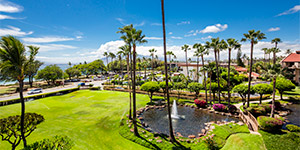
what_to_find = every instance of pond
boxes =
[141,106,240,137]
[286,104,300,126]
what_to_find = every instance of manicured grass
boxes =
[0,90,150,149]
[283,86,300,96]
[221,133,266,150]
[259,130,300,150]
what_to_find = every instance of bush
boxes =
[286,124,300,132]
[228,105,237,114]
[89,86,100,90]
[247,106,267,117]
[194,99,207,108]
[268,101,281,110]
[212,103,227,112]
[23,135,73,150]
[140,81,160,102]
[258,116,284,132]
[187,82,203,98]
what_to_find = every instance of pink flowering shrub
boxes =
[194,99,207,108]
[258,116,284,132]
[212,104,227,112]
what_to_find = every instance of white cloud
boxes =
[135,21,145,27]
[168,32,173,35]
[0,14,15,20]
[0,0,23,13]
[0,26,33,36]
[177,21,190,25]
[200,24,228,33]
[116,18,145,27]
[30,44,77,52]
[268,27,280,32]
[144,37,162,40]
[22,36,75,43]
[170,36,182,39]
[116,18,126,25]
[195,35,213,41]
[76,35,83,39]
[277,5,300,16]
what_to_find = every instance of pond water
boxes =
[141,106,240,137]
[286,104,300,126]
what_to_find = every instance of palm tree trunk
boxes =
[126,54,132,120]
[186,51,188,79]
[19,80,27,147]
[132,44,139,136]
[214,49,221,103]
[196,56,199,82]
[247,41,254,107]
[152,55,154,80]
[227,49,231,105]
[270,77,276,117]
[209,73,212,104]
[202,56,207,102]
[161,0,176,142]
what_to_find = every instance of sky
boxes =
[0,0,299,64]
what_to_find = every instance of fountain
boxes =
[171,100,180,119]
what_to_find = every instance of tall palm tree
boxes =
[117,50,125,75]
[181,44,191,79]
[117,25,133,120]
[149,48,157,77]
[206,38,223,103]
[270,38,281,117]
[285,49,292,55]
[109,52,116,64]
[261,48,268,62]
[241,30,266,107]
[103,52,109,66]
[225,38,241,105]
[161,0,176,142]
[0,36,38,147]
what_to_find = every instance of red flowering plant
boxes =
[212,103,227,112]
[194,99,207,108]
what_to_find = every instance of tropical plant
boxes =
[187,82,203,98]
[276,77,296,100]
[225,38,241,105]
[140,81,160,103]
[241,30,266,107]
[25,60,43,88]
[194,99,207,108]
[149,48,157,77]
[285,49,292,55]
[65,67,81,80]
[232,83,255,106]
[0,36,39,147]
[159,81,173,98]
[181,44,191,79]
[36,65,63,85]
[103,52,109,66]
[257,116,284,132]
[173,82,186,100]
[253,83,273,104]
[212,103,227,112]
[0,113,44,150]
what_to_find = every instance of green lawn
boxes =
[0,90,150,149]
[259,130,300,150]
[221,133,265,150]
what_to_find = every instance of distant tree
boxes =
[159,81,173,99]
[65,68,81,80]
[25,60,43,87]
[253,83,273,104]
[241,30,266,107]
[36,65,63,85]
[187,82,203,98]
[181,44,191,79]
[149,48,157,77]
[276,77,296,100]
[103,52,109,66]
[285,49,292,55]
[232,84,255,106]
[206,82,218,102]
[141,81,160,103]
[236,48,245,67]
[173,82,186,100]
[0,113,44,150]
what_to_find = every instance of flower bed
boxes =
[194,99,207,108]
[257,116,284,132]
[212,104,227,112]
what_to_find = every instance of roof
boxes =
[235,67,247,72]
[246,72,260,78]
[282,52,300,62]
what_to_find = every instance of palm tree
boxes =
[117,50,125,75]
[109,52,116,64]
[270,38,281,117]
[0,36,38,147]
[241,30,266,107]
[285,49,292,55]
[225,38,241,105]
[161,0,176,142]
[206,38,222,103]
[181,44,191,79]
[103,52,109,66]
[261,48,269,62]
[149,48,157,77]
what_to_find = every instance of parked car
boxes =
[27,88,42,95]
[78,83,85,86]
[71,79,80,82]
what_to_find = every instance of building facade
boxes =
[281,51,300,85]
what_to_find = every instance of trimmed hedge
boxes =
[257,116,284,132]
[286,124,300,132]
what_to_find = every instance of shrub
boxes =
[187,82,203,98]
[247,106,267,117]
[268,101,281,110]
[258,116,284,132]
[23,135,73,150]
[286,124,300,132]
[194,99,207,108]
[212,103,227,112]
[228,105,237,114]
[140,82,160,103]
